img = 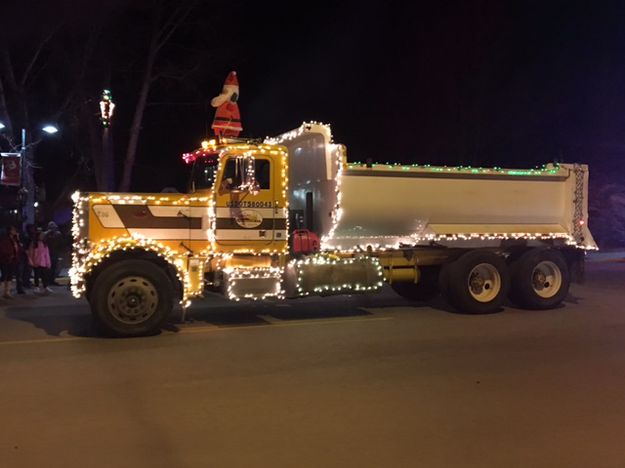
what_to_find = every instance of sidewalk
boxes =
[0,270,72,308]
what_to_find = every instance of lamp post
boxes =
[21,124,58,225]
[100,89,115,191]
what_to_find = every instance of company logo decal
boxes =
[234,210,263,228]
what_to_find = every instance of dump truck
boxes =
[70,122,596,336]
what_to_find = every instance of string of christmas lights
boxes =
[288,253,384,296]
[224,266,285,301]
[70,191,204,307]
[345,162,563,177]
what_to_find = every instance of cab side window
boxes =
[222,159,244,187]
[220,157,270,191]
[255,159,270,190]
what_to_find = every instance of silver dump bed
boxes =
[268,123,596,251]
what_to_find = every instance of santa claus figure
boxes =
[211,71,242,138]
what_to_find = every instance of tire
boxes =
[442,250,509,314]
[90,259,174,337]
[391,266,440,301]
[509,248,570,309]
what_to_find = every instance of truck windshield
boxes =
[190,156,219,192]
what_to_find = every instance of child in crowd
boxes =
[27,231,52,294]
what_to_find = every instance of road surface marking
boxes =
[0,336,92,346]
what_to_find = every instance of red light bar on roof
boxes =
[182,148,220,165]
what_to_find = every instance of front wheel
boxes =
[509,249,570,309]
[440,250,509,314]
[91,259,174,337]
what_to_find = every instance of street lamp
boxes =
[42,125,58,135]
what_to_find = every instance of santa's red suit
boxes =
[211,71,242,137]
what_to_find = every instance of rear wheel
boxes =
[91,259,174,337]
[391,266,439,301]
[441,250,509,314]
[509,249,570,309]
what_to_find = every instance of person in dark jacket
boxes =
[0,226,23,298]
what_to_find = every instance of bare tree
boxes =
[0,34,55,224]
[0,15,105,223]
[0,77,13,137]
[118,0,195,192]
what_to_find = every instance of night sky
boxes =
[4,1,625,198]
[148,1,625,192]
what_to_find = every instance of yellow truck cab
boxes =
[71,138,295,334]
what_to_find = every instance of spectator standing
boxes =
[21,224,37,289]
[0,226,24,298]
[27,232,52,295]
[44,221,62,286]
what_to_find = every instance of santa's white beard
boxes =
[211,85,239,107]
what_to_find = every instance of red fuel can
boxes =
[292,229,320,254]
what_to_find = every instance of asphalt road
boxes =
[1,261,625,468]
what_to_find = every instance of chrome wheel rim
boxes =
[531,261,562,298]
[107,276,158,324]
[468,263,501,303]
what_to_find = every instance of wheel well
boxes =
[561,248,585,283]
[85,249,183,302]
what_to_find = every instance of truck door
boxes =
[214,154,284,250]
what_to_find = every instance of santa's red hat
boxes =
[224,71,238,88]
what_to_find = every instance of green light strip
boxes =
[346,162,561,176]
